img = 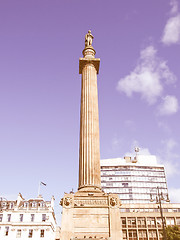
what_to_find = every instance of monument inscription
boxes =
[74,199,108,207]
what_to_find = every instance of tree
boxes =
[166,225,180,240]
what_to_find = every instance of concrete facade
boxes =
[101,156,168,203]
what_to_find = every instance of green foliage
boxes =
[166,225,180,240]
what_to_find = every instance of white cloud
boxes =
[111,136,123,151]
[158,95,179,115]
[162,14,180,45]
[124,140,151,157]
[162,0,180,45]
[163,161,179,177]
[169,188,180,202]
[170,0,179,14]
[123,139,179,178]
[117,46,176,105]
[157,138,179,177]
[162,138,178,152]
[124,120,136,131]
[157,121,171,133]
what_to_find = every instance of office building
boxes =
[119,202,180,240]
[101,154,168,203]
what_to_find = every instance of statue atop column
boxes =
[85,30,94,47]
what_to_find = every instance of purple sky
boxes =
[0,1,180,224]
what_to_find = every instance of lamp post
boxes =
[150,187,170,240]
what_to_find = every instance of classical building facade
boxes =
[0,193,57,240]
[101,155,168,204]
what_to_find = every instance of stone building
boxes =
[101,155,168,204]
[120,202,180,240]
[0,193,57,240]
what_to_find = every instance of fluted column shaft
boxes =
[78,50,101,190]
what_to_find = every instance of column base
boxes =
[78,185,102,193]
[60,191,122,240]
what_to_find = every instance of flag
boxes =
[41,182,47,186]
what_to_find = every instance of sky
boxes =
[0,0,180,225]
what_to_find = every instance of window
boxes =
[156,218,162,228]
[127,217,136,228]
[7,214,11,222]
[123,230,127,239]
[166,217,175,226]
[137,217,146,228]
[176,218,180,226]
[120,208,126,213]
[40,229,44,237]
[149,230,157,240]
[122,183,128,187]
[138,230,147,240]
[129,194,133,199]
[42,214,46,222]
[163,208,168,212]
[10,202,14,208]
[121,218,126,228]
[28,229,33,238]
[147,218,156,228]
[128,230,137,240]
[31,214,35,222]
[5,226,9,236]
[16,229,21,238]
[159,230,163,240]
[32,202,37,208]
[20,214,23,222]
[106,182,113,187]
[0,214,3,222]
[24,202,28,208]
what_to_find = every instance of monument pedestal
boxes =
[60,190,122,240]
[60,31,122,240]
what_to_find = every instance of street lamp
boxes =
[150,187,170,240]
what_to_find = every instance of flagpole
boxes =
[38,181,40,197]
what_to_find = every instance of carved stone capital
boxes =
[60,195,74,208]
[64,197,72,206]
[110,197,117,206]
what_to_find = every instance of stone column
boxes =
[78,31,101,191]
